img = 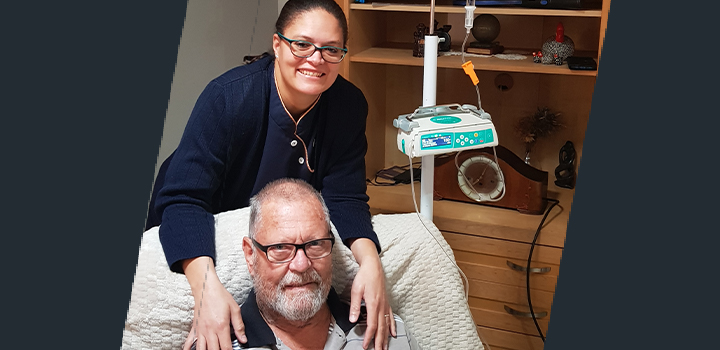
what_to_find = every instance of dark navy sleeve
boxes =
[320,79,381,253]
[155,79,235,273]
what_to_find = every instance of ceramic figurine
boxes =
[542,22,574,64]
[532,51,542,63]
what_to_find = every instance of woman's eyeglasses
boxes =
[276,32,347,63]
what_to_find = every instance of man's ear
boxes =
[242,236,255,274]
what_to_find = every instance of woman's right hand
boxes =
[181,257,247,350]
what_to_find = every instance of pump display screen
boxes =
[421,134,453,149]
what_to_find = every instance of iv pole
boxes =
[419,0,479,220]
[419,0,438,221]
[420,0,438,221]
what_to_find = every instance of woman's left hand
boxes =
[348,238,396,350]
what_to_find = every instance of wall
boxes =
[153,0,280,178]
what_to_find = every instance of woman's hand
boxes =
[348,238,396,350]
[181,257,247,350]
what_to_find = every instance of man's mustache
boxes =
[278,269,323,288]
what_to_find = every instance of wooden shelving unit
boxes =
[337,1,611,349]
[351,3,602,17]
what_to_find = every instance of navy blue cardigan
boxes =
[151,56,379,272]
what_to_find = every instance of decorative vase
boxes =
[524,142,535,165]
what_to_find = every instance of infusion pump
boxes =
[393,104,498,158]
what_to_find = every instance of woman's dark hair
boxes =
[276,0,349,47]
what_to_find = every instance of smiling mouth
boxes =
[298,69,324,78]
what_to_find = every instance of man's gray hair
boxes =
[248,178,331,240]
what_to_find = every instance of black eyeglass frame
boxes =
[251,236,336,264]
[276,32,348,63]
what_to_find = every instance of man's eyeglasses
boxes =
[276,32,347,63]
[252,236,335,263]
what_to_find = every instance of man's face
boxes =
[243,198,332,322]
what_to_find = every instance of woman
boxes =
[148,1,395,349]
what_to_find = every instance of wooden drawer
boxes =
[444,230,558,349]
[467,278,555,311]
[469,296,549,336]
[443,231,564,266]
[454,251,559,292]
[366,184,571,248]
[478,326,544,350]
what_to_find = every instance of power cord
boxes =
[366,162,421,186]
[526,197,560,342]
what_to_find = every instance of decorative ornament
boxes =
[541,23,574,65]
[467,14,504,54]
[413,23,426,57]
[532,51,541,63]
[413,21,452,57]
[434,20,453,52]
[471,14,501,44]
[515,107,563,165]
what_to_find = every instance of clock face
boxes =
[457,155,504,202]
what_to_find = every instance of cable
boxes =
[367,162,421,186]
[526,197,560,342]
[406,142,492,350]
[407,151,470,300]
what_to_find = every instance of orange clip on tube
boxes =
[461,61,479,86]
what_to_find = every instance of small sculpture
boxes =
[532,51,542,63]
[413,23,426,57]
[541,23,574,65]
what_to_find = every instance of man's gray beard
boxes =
[254,268,331,323]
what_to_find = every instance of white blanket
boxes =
[122,208,482,350]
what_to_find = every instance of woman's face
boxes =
[273,9,344,102]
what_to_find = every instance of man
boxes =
[203,178,418,350]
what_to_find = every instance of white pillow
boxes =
[122,207,482,350]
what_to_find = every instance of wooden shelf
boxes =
[350,47,598,76]
[366,183,574,248]
[351,3,602,17]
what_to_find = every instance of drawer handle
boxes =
[506,260,550,274]
[504,305,548,319]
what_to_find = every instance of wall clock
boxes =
[434,145,549,215]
